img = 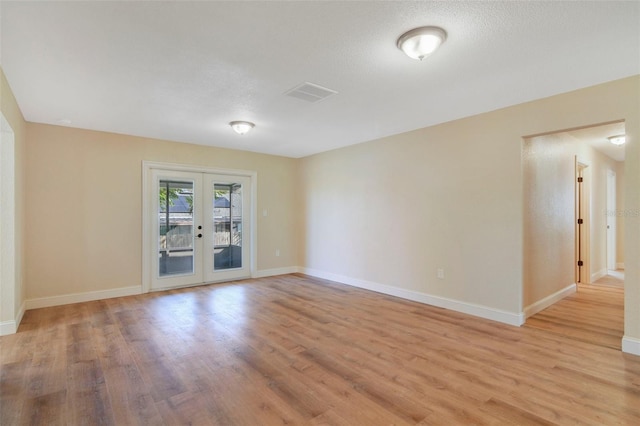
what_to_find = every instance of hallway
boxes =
[593,270,624,288]
[525,276,624,350]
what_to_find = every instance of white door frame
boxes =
[575,158,591,284]
[142,161,257,293]
[0,113,17,335]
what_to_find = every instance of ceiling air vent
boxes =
[285,82,337,103]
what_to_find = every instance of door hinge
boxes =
[577,177,583,183]
[578,218,583,224]
[578,260,584,266]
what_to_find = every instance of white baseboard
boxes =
[16,301,25,329]
[523,283,576,319]
[254,266,300,278]
[0,319,17,336]
[22,268,300,312]
[25,285,142,310]
[0,301,26,336]
[622,336,640,356]
[0,303,25,336]
[616,262,625,270]
[299,267,524,326]
[591,269,607,283]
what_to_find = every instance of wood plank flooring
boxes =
[593,272,625,288]
[2,274,639,425]
[524,282,624,350]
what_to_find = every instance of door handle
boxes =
[197,233,203,238]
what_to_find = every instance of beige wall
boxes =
[523,131,623,308]
[8,69,640,348]
[623,80,640,343]
[523,133,576,307]
[0,68,26,328]
[299,76,639,339]
[25,124,299,299]
[300,117,523,314]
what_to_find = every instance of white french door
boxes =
[148,167,253,291]
[204,173,252,283]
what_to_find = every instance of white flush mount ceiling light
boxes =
[397,26,447,60]
[229,121,255,135]
[608,135,626,145]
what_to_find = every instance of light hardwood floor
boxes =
[2,274,639,425]
[593,271,625,288]
[525,282,624,350]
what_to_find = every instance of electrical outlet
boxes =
[275,249,280,257]
[437,268,445,279]
[262,209,268,217]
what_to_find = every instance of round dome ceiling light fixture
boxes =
[608,135,626,145]
[229,121,255,135]
[397,26,447,61]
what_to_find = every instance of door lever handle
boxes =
[197,234,203,238]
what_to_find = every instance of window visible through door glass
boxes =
[158,180,194,276]
[213,183,242,270]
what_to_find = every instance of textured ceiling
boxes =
[1,1,638,158]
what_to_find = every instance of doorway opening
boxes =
[601,168,625,288]
[583,121,626,288]
[524,120,625,348]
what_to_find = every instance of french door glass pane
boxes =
[213,183,242,270]
[158,180,194,276]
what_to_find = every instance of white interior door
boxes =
[606,170,616,271]
[149,168,252,291]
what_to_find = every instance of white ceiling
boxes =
[1,1,638,158]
